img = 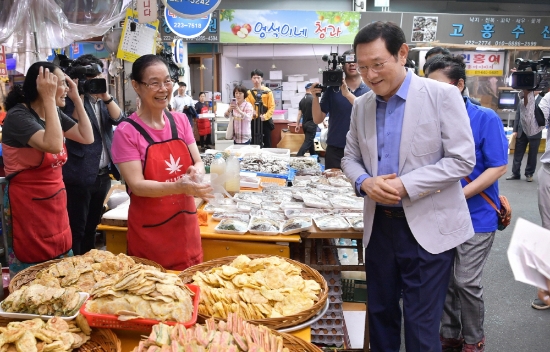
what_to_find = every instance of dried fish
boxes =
[329,176,352,187]
[251,209,286,221]
[233,192,264,205]
[203,204,238,214]
[347,216,364,231]
[212,213,250,222]
[215,219,249,234]
[292,179,312,187]
[262,202,281,211]
[249,217,280,234]
[240,155,289,174]
[280,202,306,210]
[330,196,364,210]
[302,194,332,209]
[314,215,350,231]
[282,217,312,234]
[290,157,322,176]
[285,208,332,219]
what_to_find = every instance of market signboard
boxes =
[359,12,550,47]
[160,7,219,43]
[161,0,221,19]
[219,10,361,44]
[418,50,505,76]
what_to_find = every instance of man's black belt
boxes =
[98,167,110,176]
[377,206,406,218]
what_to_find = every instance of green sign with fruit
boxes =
[219,10,360,44]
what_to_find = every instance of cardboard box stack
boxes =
[282,75,308,123]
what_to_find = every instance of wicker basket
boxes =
[276,330,323,352]
[178,254,329,330]
[9,255,166,293]
[0,317,121,352]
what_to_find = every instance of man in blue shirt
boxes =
[341,22,476,352]
[311,49,369,169]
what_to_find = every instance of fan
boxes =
[103,27,123,54]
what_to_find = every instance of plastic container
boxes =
[80,285,200,331]
[214,219,249,235]
[248,216,280,235]
[314,215,350,231]
[210,153,227,192]
[224,155,241,193]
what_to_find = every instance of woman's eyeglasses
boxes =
[139,80,175,91]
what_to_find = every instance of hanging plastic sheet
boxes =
[0,0,132,73]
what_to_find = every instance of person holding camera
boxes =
[507,89,544,182]
[62,54,125,255]
[2,61,93,274]
[225,85,253,144]
[311,49,369,169]
[246,69,275,148]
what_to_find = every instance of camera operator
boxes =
[62,54,125,255]
[311,49,370,169]
[246,69,275,148]
[507,89,544,182]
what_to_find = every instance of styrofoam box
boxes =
[290,96,302,105]
[288,75,307,82]
[225,144,261,157]
[281,90,296,100]
[297,84,306,93]
[282,81,298,91]
[287,108,299,120]
[270,70,283,80]
[282,103,292,109]
[260,148,290,160]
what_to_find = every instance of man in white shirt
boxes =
[171,82,195,127]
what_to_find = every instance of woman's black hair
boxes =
[233,85,248,99]
[424,54,467,92]
[353,21,406,59]
[5,61,60,111]
[198,91,207,97]
[130,54,169,83]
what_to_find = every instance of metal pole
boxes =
[30,9,41,62]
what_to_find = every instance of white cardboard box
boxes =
[282,81,298,91]
[282,90,297,100]
[270,70,283,80]
[288,74,307,82]
[283,103,292,109]
[287,107,300,120]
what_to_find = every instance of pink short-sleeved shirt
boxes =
[111,111,195,166]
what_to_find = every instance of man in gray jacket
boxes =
[341,22,475,352]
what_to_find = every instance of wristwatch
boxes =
[103,96,114,105]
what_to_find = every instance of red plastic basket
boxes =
[79,284,200,332]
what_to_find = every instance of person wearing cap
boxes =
[295,83,317,157]
[171,82,195,128]
[310,49,370,169]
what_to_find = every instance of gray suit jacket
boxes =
[341,73,476,254]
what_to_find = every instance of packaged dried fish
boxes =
[233,193,264,205]
[328,177,352,188]
[292,179,312,187]
[285,208,332,219]
[330,196,364,210]
[302,194,332,209]
[236,201,259,213]
[308,188,330,200]
[204,204,238,214]
[314,215,350,231]
[280,202,306,210]
[347,216,364,231]
[248,216,280,235]
[316,184,348,193]
[212,213,250,222]
[251,209,286,221]
[215,219,249,234]
[262,202,281,211]
[281,216,312,234]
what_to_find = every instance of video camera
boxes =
[316,49,356,96]
[53,54,106,95]
[510,56,550,91]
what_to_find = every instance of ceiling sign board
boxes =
[161,0,222,19]
[164,8,211,38]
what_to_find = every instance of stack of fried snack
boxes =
[132,313,289,352]
[191,255,321,320]
[29,249,159,293]
[1,284,82,316]
[0,315,91,351]
[85,264,195,322]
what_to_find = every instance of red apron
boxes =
[8,145,71,263]
[197,106,211,136]
[125,112,202,270]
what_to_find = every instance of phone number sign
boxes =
[162,0,221,19]
[160,8,219,43]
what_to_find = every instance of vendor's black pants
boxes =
[66,172,111,255]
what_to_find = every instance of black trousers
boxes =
[324,145,345,169]
[297,121,317,156]
[511,132,541,177]
[66,172,111,255]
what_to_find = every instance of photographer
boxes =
[507,89,544,182]
[246,69,275,148]
[311,49,370,169]
[62,54,125,255]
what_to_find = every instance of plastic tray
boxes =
[80,284,199,332]
[280,217,313,235]
[314,215,350,231]
[346,216,364,232]
[214,219,249,235]
[248,216,280,235]
[0,292,89,321]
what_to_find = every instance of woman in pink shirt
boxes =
[111,55,213,270]
[224,85,253,144]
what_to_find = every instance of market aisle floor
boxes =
[339,154,550,351]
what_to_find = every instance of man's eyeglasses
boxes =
[139,80,175,91]
[357,59,390,74]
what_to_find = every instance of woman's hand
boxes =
[66,77,81,102]
[36,67,58,103]
[178,175,214,200]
